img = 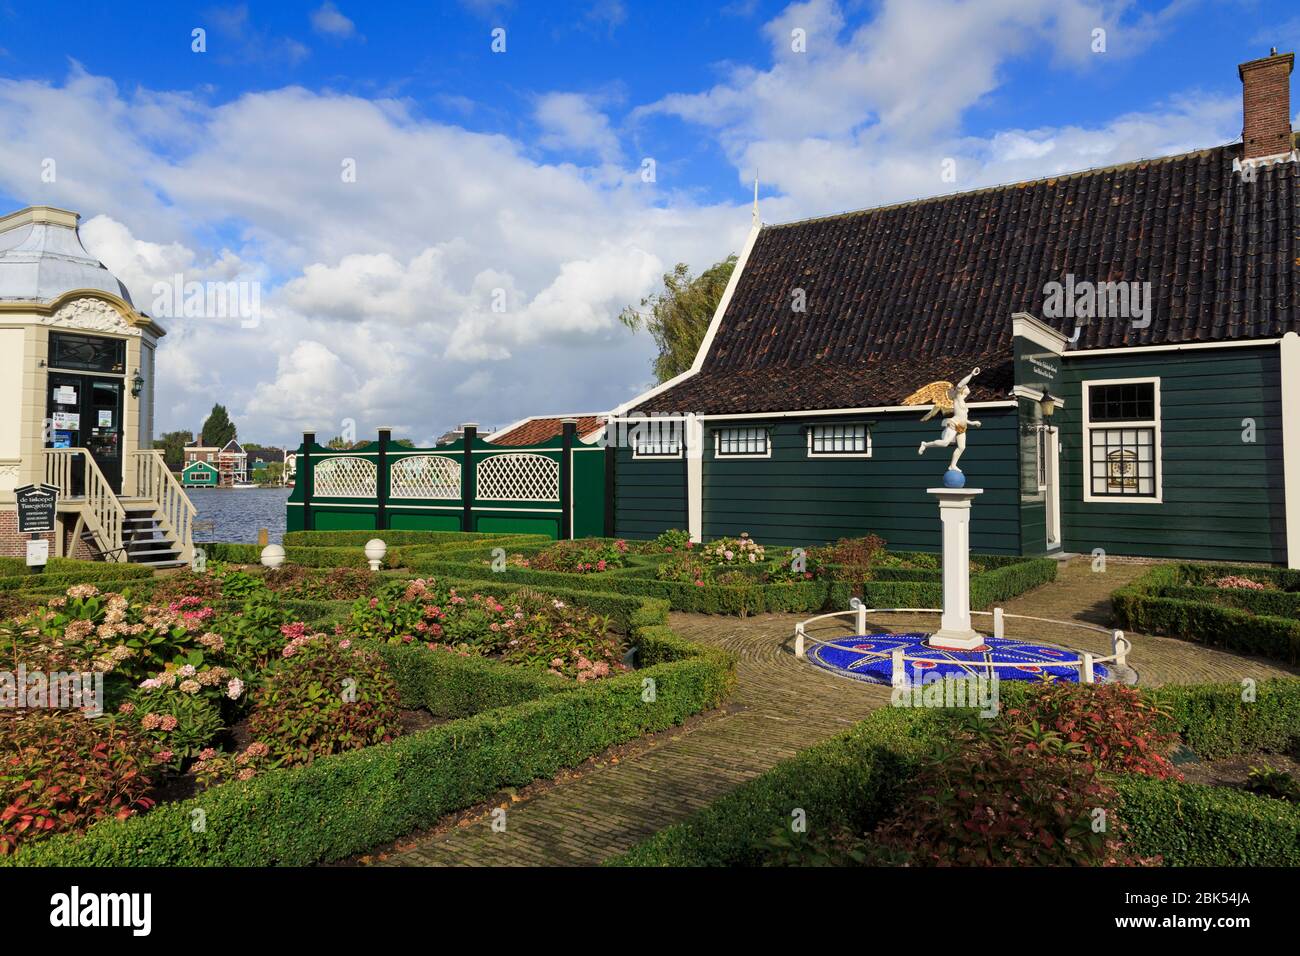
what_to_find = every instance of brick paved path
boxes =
[375,558,1298,867]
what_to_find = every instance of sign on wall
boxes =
[15,483,59,534]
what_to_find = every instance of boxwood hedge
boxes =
[1113,564,1300,665]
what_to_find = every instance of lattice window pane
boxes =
[313,456,377,498]
[390,455,460,499]
[717,427,767,456]
[1087,427,1155,497]
[633,419,681,456]
[810,424,868,455]
[476,453,559,501]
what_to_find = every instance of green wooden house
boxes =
[608,51,1300,568]
[181,460,218,487]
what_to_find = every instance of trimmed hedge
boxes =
[4,582,734,866]
[405,554,1056,617]
[615,678,1300,867]
[0,560,156,592]
[1116,776,1300,866]
[1113,565,1300,665]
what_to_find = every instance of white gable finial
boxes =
[752,169,760,226]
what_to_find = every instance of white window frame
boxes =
[1036,427,1049,493]
[630,421,684,459]
[806,423,872,458]
[1082,376,1162,504]
[713,426,771,459]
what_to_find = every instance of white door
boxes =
[1041,425,1062,550]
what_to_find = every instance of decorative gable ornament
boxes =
[39,296,141,337]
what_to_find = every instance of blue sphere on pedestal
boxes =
[942,468,966,489]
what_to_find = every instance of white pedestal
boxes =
[925,488,984,650]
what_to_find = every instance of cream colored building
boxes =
[0,205,194,565]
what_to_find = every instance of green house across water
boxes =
[181,460,218,488]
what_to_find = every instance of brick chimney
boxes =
[1239,49,1294,161]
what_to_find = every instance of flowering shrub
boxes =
[655,554,714,586]
[700,532,765,568]
[874,720,1150,866]
[1212,575,1274,591]
[191,742,272,788]
[119,688,226,771]
[0,711,155,855]
[213,592,294,674]
[248,636,401,767]
[14,587,216,685]
[1004,683,1181,780]
[525,538,630,573]
[494,589,626,680]
[649,529,693,553]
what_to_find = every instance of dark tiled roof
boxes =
[491,415,605,445]
[638,142,1298,414]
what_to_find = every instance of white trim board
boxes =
[1281,332,1300,569]
[1065,338,1281,359]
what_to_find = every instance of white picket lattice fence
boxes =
[313,456,377,498]
[390,455,461,499]
[475,453,560,501]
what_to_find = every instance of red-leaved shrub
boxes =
[0,712,156,855]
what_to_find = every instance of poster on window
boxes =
[98,410,113,428]
[51,411,79,431]
[54,386,77,405]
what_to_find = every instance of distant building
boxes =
[216,439,248,486]
[181,460,219,487]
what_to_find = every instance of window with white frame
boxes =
[715,426,769,457]
[1084,379,1160,501]
[1036,427,1049,491]
[631,420,682,458]
[807,423,871,457]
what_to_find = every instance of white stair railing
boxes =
[131,450,197,565]
[44,448,127,562]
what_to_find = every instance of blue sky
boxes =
[1,0,1297,444]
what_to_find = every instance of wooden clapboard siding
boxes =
[699,409,1022,552]
[1057,345,1287,563]
[614,447,686,539]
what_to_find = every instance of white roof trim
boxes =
[612,218,764,417]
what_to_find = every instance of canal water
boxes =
[188,487,292,544]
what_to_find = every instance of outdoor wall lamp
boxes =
[130,368,145,398]
[1040,392,1059,418]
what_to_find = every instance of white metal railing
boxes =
[794,605,1133,685]
[131,449,197,565]
[44,448,127,562]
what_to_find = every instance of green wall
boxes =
[699,409,1022,552]
[614,447,686,539]
[1057,345,1287,563]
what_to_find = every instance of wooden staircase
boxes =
[46,449,196,568]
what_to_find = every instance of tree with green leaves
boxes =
[619,255,736,383]
[200,404,237,447]
[153,430,194,471]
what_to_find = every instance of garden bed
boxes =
[1113,563,1300,665]
[0,560,735,866]
[612,679,1300,867]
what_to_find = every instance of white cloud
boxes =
[535,92,623,162]
[311,3,358,39]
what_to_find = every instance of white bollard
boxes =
[891,647,906,687]
[855,603,867,635]
[1112,630,1130,669]
[993,607,1004,639]
[1082,653,1095,684]
[794,624,805,659]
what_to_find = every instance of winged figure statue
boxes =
[902,367,982,472]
